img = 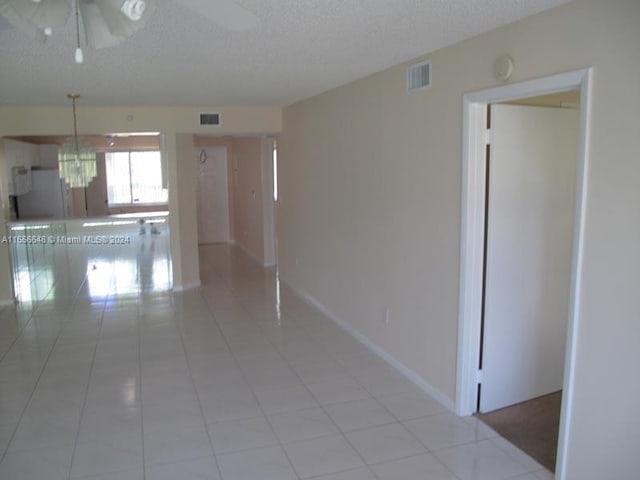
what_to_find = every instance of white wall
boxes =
[278,1,640,478]
[38,144,59,169]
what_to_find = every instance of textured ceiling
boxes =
[0,0,572,107]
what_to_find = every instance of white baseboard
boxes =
[280,277,455,413]
[229,240,270,267]
[172,281,201,292]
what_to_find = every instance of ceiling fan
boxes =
[0,0,259,63]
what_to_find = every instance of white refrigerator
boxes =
[16,169,70,220]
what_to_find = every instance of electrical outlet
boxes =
[384,307,390,325]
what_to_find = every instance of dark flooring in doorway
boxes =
[476,391,562,472]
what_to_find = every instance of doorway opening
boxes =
[456,69,592,480]
[476,91,581,472]
[193,135,277,267]
[2,133,172,303]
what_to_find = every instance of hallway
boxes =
[0,242,552,479]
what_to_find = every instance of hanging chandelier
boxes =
[0,0,155,63]
[58,94,97,188]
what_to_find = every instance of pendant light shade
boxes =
[59,137,98,188]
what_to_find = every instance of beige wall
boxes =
[279,1,640,478]
[170,133,199,289]
[0,140,14,303]
[0,106,282,294]
[9,135,161,151]
[0,106,281,138]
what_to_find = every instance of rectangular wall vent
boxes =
[199,113,221,126]
[406,60,431,93]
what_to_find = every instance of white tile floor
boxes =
[0,232,553,479]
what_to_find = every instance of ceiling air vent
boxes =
[199,113,220,126]
[406,60,431,93]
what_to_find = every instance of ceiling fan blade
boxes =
[79,0,122,49]
[0,0,69,31]
[0,14,14,30]
[173,0,259,31]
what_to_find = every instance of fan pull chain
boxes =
[74,0,84,63]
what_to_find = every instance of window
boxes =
[105,151,168,205]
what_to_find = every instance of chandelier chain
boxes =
[69,93,81,158]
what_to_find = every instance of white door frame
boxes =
[455,68,592,479]
[262,137,277,267]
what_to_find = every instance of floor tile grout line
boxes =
[206,246,473,479]
[206,255,393,477]
[195,276,303,480]
[65,266,112,480]
[205,261,380,480]
[485,436,551,474]
[196,246,512,479]
[1,239,540,478]
[1,228,172,476]
[0,321,60,465]
[206,248,487,480]
[169,291,226,480]
[363,450,465,478]
[0,258,92,466]
[206,246,537,477]
[136,284,147,480]
[0,271,58,365]
[278,309,466,480]
[303,466,376,480]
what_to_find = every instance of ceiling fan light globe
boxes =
[94,0,155,37]
[120,0,145,21]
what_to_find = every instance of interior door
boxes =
[480,104,579,413]
[196,146,230,244]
